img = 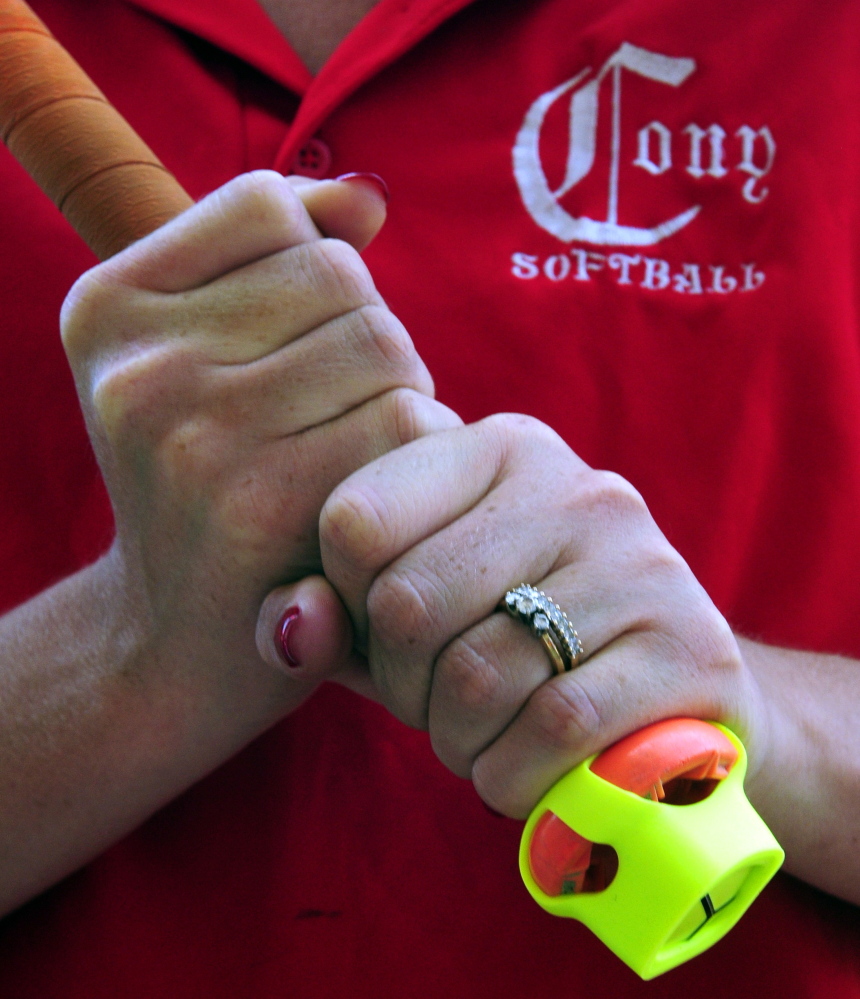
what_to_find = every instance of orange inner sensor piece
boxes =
[528,719,739,897]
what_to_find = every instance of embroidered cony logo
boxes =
[513,42,776,248]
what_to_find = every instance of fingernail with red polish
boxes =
[335,172,389,204]
[276,606,302,669]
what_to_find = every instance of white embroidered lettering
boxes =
[641,257,671,290]
[514,53,778,253]
[511,252,540,279]
[513,43,699,245]
[608,253,641,284]
[672,263,704,294]
[684,124,727,179]
[511,250,765,298]
[709,266,738,293]
[571,249,607,280]
[736,125,776,203]
[633,121,673,175]
[544,254,572,281]
[741,263,766,291]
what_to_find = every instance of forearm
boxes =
[0,548,303,917]
[0,172,451,918]
[739,636,860,904]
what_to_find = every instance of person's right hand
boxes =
[60,169,460,739]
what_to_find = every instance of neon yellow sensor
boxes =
[519,719,784,980]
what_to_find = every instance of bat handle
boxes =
[0,0,192,259]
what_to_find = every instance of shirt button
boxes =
[290,137,332,178]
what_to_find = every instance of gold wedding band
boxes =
[538,630,567,675]
[501,584,584,674]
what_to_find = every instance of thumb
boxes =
[256,575,379,701]
[290,173,389,251]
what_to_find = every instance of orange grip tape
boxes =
[0,0,193,258]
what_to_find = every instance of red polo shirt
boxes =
[1,0,859,995]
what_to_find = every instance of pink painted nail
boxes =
[334,172,389,204]
[276,606,302,668]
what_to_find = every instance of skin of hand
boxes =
[61,168,463,697]
[256,412,860,904]
[0,170,461,914]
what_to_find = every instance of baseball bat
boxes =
[0,0,192,259]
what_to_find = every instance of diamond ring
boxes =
[501,584,584,674]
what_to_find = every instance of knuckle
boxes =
[303,238,376,306]
[629,563,743,689]
[59,268,117,360]
[477,412,566,472]
[390,389,423,445]
[686,603,743,678]
[91,353,232,509]
[435,635,506,716]
[471,758,526,818]
[525,677,603,753]
[320,482,391,571]
[350,305,418,376]
[160,413,226,490]
[384,388,445,445]
[366,567,447,653]
[577,469,648,520]
[91,354,156,439]
[483,411,561,444]
[471,766,510,816]
[431,745,474,782]
[91,346,194,442]
[627,537,692,592]
[482,411,544,437]
[221,170,302,228]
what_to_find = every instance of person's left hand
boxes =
[261,412,770,817]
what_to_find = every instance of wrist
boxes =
[730,636,783,793]
[86,543,310,778]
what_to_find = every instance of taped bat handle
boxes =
[0,0,193,259]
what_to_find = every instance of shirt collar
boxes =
[120,0,313,93]
[121,0,478,165]
[279,0,476,161]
